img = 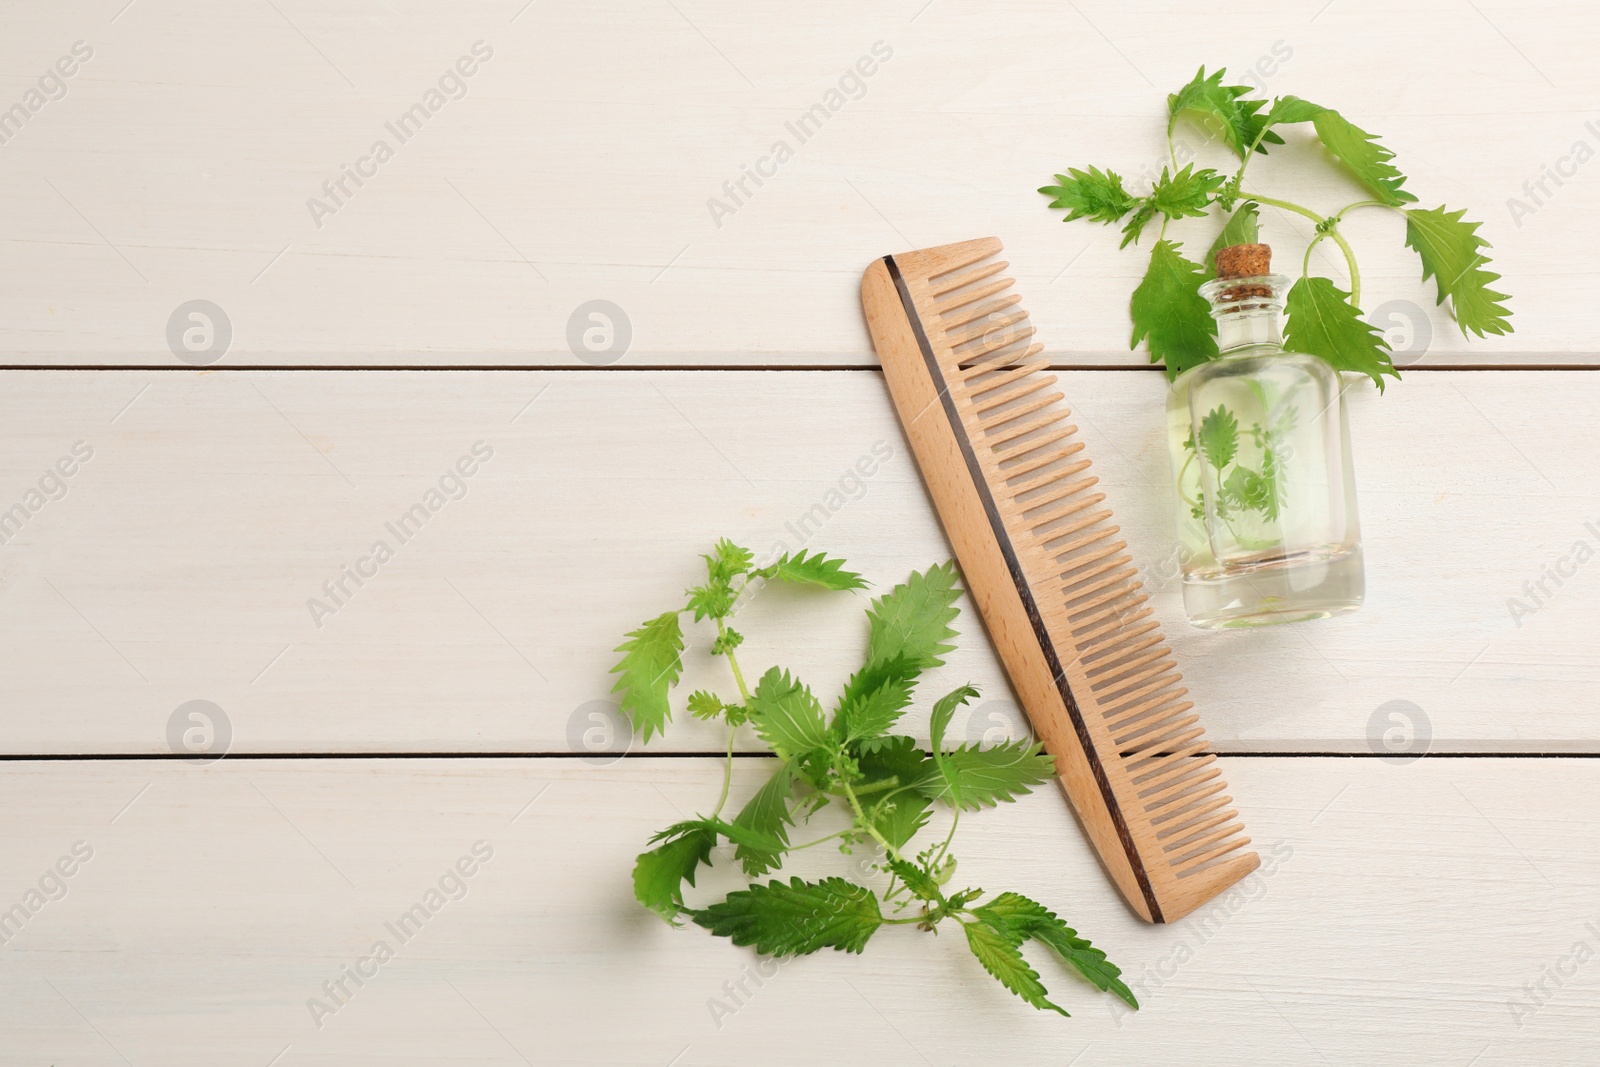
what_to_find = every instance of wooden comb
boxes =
[861,237,1258,923]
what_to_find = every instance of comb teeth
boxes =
[863,237,1258,923]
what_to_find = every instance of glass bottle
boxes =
[1165,243,1363,628]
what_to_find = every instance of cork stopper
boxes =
[1213,243,1272,300]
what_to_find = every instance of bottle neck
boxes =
[1216,305,1284,354]
[1199,272,1291,356]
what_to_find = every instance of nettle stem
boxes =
[1244,190,1364,306]
[837,769,902,864]
[709,595,754,820]
[717,619,754,707]
[835,755,962,922]
[710,724,736,818]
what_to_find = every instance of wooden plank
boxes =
[0,369,1593,754]
[0,755,1593,1063]
[0,2,1591,366]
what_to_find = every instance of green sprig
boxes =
[1039,64,1512,382]
[613,541,1135,1017]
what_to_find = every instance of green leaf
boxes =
[705,538,754,583]
[1038,165,1138,225]
[1207,201,1260,274]
[1283,275,1400,390]
[1129,239,1219,379]
[835,675,914,745]
[871,793,932,849]
[1197,405,1239,471]
[857,734,939,792]
[633,823,716,924]
[1261,94,1324,126]
[687,690,727,721]
[691,877,883,956]
[1403,205,1513,338]
[1149,163,1226,222]
[962,917,1067,1015]
[837,652,918,710]
[732,763,797,877]
[886,857,942,900]
[1167,66,1284,159]
[928,684,980,754]
[687,581,736,622]
[864,563,962,676]
[1309,107,1415,206]
[1259,96,1415,206]
[856,735,937,847]
[759,549,868,591]
[651,817,785,854]
[973,892,1138,1008]
[1223,465,1276,521]
[749,668,830,759]
[610,611,684,743]
[924,740,1057,811]
[1260,447,1285,520]
[1118,200,1158,249]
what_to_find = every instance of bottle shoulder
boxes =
[1168,348,1338,396]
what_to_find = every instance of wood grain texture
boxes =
[0,1,1593,366]
[0,756,1594,1065]
[0,369,1594,755]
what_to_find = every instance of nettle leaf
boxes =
[1308,107,1415,206]
[856,735,937,847]
[837,651,920,718]
[705,538,754,583]
[973,892,1137,1008]
[1130,240,1219,379]
[759,549,868,591]
[834,675,914,745]
[887,857,942,900]
[871,793,932,849]
[633,822,716,924]
[610,611,684,743]
[928,684,980,754]
[1223,465,1276,521]
[857,734,939,792]
[1197,405,1239,470]
[1283,275,1399,390]
[1167,65,1284,159]
[749,668,830,759]
[691,877,883,956]
[1222,466,1265,516]
[924,740,1057,811]
[687,690,728,721]
[653,816,785,856]
[1207,201,1260,274]
[864,563,962,677]
[1261,94,1324,127]
[962,917,1068,1016]
[1262,96,1415,207]
[1403,205,1513,338]
[1150,163,1226,222]
[686,581,736,622]
[1116,201,1157,249]
[1038,165,1138,225]
[1260,446,1286,520]
[732,762,797,877]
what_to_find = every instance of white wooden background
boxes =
[3,1,1598,1064]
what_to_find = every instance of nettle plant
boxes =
[1039,65,1513,386]
[611,541,1137,1016]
